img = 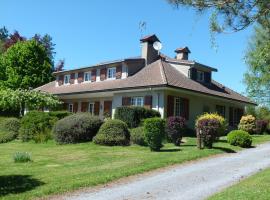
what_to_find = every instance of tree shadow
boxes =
[0,175,44,196]
[159,148,181,152]
[217,139,227,143]
[212,146,236,153]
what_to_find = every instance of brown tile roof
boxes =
[37,59,255,105]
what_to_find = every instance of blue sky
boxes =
[0,0,253,94]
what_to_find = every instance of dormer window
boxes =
[107,67,116,79]
[196,70,204,82]
[84,72,91,82]
[64,75,70,85]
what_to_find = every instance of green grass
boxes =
[0,135,270,200]
[209,167,270,200]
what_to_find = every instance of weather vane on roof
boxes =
[139,21,147,37]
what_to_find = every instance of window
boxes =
[197,70,204,82]
[216,105,226,117]
[88,103,95,115]
[68,104,73,112]
[131,97,144,106]
[107,67,116,79]
[84,72,91,82]
[174,97,184,116]
[64,75,70,85]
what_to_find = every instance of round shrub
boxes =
[19,111,57,143]
[166,116,186,146]
[53,113,103,144]
[0,130,17,143]
[144,118,165,151]
[130,127,147,146]
[227,130,252,148]
[238,115,256,134]
[48,111,72,120]
[196,118,220,148]
[255,119,269,134]
[2,118,20,134]
[93,119,130,146]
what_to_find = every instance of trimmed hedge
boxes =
[93,119,130,146]
[227,130,252,148]
[53,113,103,144]
[166,116,186,146]
[130,127,147,146]
[19,111,57,143]
[48,111,72,120]
[114,106,160,128]
[144,118,165,151]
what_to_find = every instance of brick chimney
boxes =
[175,47,191,60]
[140,34,160,65]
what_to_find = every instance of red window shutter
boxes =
[100,68,107,81]
[116,66,122,79]
[144,95,152,109]
[70,73,75,84]
[94,101,100,115]
[182,98,189,120]
[122,97,131,106]
[167,95,174,117]
[81,102,89,112]
[91,69,96,82]
[73,102,78,113]
[58,75,64,86]
[229,107,234,126]
[78,72,84,83]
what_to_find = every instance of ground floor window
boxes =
[131,97,144,106]
[229,107,244,126]
[88,102,95,115]
[68,104,73,112]
[174,97,184,116]
[216,105,226,117]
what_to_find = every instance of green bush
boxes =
[114,106,160,128]
[93,119,130,146]
[48,111,72,119]
[227,130,252,148]
[13,152,32,163]
[130,127,147,146]
[144,118,165,151]
[0,130,17,143]
[53,113,103,144]
[238,115,256,134]
[3,118,20,134]
[19,111,57,143]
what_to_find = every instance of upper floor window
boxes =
[197,70,204,82]
[84,72,91,82]
[216,105,226,117]
[107,67,116,79]
[131,97,144,107]
[64,75,70,85]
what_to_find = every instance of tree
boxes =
[0,39,53,89]
[166,0,270,33]
[4,31,25,50]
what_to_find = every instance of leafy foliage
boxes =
[238,115,256,134]
[166,116,186,146]
[93,119,130,146]
[114,106,160,128]
[53,113,103,144]
[227,130,252,148]
[144,118,165,151]
[130,127,147,146]
[256,119,269,134]
[0,117,20,143]
[13,152,32,163]
[48,111,72,120]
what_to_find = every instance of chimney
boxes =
[175,47,191,60]
[140,34,160,65]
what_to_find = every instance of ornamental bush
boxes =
[93,119,130,146]
[13,152,32,163]
[2,118,20,134]
[255,119,269,134]
[196,113,227,136]
[238,115,256,134]
[130,127,147,146]
[227,130,252,148]
[196,118,220,148]
[53,113,103,144]
[144,118,165,151]
[166,116,186,146]
[114,106,160,128]
[48,111,72,120]
[0,130,17,143]
[19,111,57,143]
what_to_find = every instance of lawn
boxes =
[209,166,270,200]
[0,135,270,200]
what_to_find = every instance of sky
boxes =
[0,0,254,94]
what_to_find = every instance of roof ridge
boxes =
[159,60,168,84]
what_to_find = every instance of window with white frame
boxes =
[131,97,144,107]
[197,70,204,82]
[64,75,70,85]
[84,72,91,82]
[174,97,183,116]
[107,67,116,79]
[68,104,73,112]
[88,103,95,115]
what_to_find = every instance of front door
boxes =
[104,100,112,118]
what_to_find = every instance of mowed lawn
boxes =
[0,135,270,200]
[209,166,270,200]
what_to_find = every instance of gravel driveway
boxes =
[59,142,270,200]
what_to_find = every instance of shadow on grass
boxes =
[217,139,227,143]
[212,146,236,153]
[159,148,181,152]
[0,175,44,196]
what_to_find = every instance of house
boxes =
[36,34,255,128]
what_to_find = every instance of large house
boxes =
[37,34,255,128]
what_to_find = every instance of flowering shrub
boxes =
[166,116,186,146]
[238,115,256,134]
[256,119,269,134]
